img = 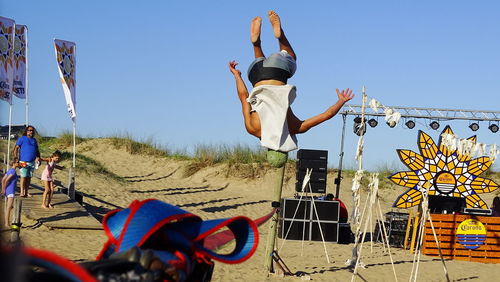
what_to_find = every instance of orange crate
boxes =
[422,214,500,264]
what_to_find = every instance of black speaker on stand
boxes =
[296,149,328,194]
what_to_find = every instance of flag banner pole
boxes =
[7,104,13,166]
[24,25,29,125]
[0,16,16,167]
[54,39,77,200]
[73,120,76,168]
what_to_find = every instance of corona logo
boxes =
[456,219,486,250]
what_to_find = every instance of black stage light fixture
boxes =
[469,123,479,132]
[386,121,397,128]
[429,121,440,130]
[489,123,499,133]
[405,120,416,129]
[353,117,366,136]
[368,118,378,128]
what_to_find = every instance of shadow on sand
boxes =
[130,184,229,196]
[201,200,268,213]
[124,169,178,183]
[178,197,243,208]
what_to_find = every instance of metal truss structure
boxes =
[341,104,500,122]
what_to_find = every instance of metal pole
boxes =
[335,113,348,199]
[10,198,23,246]
[68,121,76,200]
[7,104,12,166]
[25,25,29,126]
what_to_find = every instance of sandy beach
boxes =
[3,138,500,281]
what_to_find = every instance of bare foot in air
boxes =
[48,204,54,209]
[268,10,282,39]
[250,16,262,44]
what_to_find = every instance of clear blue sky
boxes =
[1,1,499,171]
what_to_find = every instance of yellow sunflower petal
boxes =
[470,177,499,194]
[465,194,487,209]
[467,157,492,176]
[389,171,420,188]
[418,131,438,159]
[393,188,423,208]
[397,150,425,171]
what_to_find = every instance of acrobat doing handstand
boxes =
[229,11,354,152]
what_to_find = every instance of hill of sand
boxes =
[6,138,500,281]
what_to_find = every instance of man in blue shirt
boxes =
[12,125,40,197]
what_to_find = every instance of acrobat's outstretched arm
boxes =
[288,88,354,134]
[228,61,261,138]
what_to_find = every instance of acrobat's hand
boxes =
[228,61,242,77]
[336,88,355,104]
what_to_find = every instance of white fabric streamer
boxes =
[489,144,499,162]
[355,137,364,162]
[369,98,381,112]
[351,170,364,225]
[384,108,401,127]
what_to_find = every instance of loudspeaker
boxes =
[295,181,327,193]
[297,159,328,172]
[296,149,329,193]
[296,170,327,183]
[279,198,339,242]
[297,149,328,161]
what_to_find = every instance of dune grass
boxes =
[61,151,125,182]
[183,144,269,177]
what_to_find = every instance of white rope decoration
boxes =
[368,97,403,127]
[441,132,499,162]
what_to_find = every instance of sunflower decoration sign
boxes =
[0,16,15,103]
[390,125,498,209]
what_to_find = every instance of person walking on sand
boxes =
[2,158,20,228]
[228,11,354,152]
[39,150,64,209]
[12,125,40,198]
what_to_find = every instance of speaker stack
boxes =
[278,198,340,242]
[296,149,328,193]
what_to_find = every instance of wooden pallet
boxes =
[422,214,500,263]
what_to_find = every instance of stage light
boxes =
[405,120,416,129]
[469,123,479,132]
[386,121,397,128]
[368,118,378,128]
[489,124,499,133]
[429,121,440,130]
[353,117,366,136]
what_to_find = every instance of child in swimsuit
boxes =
[228,11,354,152]
[40,150,64,209]
[2,158,19,228]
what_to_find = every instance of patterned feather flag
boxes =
[13,24,27,99]
[0,16,15,104]
[54,39,76,120]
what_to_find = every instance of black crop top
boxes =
[248,60,291,86]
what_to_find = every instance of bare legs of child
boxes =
[41,180,54,209]
[4,197,14,228]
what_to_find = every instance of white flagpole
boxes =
[7,104,12,166]
[25,26,29,126]
[72,120,76,168]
